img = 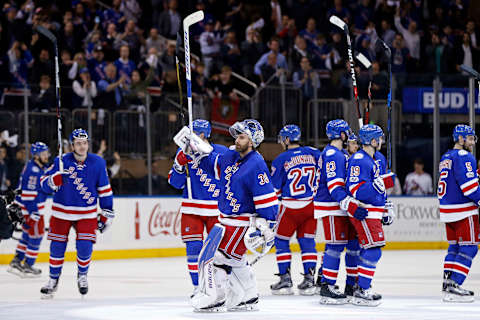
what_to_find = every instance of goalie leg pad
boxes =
[227,264,259,311]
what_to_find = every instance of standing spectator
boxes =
[68,52,87,81]
[59,21,81,55]
[199,19,224,77]
[97,63,126,109]
[31,49,53,84]
[380,20,396,47]
[259,52,283,85]
[240,29,266,78]
[119,20,144,63]
[87,46,107,83]
[144,28,167,55]
[299,18,318,45]
[7,41,33,88]
[254,37,288,77]
[370,61,387,99]
[72,68,97,108]
[354,0,373,31]
[394,7,420,65]
[159,41,176,73]
[31,75,55,111]
[311,34,333,70]
[391,34,409,74]
[103,0,126,30]
[293,57,319,100]
[207,66,238,101]
[277,16,298,52]
[425,33,446,74]
[404,158,433,196]
[291,36,314,70]
[120,0,142,23]
[271,0,283,34]
[124,68,155,110]
[466,20,478,50]
[457,33,477,75]
[157,0,181,40]
[327,0,350,22]
[221,31,241,73]
[114,45,136,86]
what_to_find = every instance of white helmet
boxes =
[229,119,265,148]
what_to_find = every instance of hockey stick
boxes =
[376,39,392,169]
[461,64,480,136]
[36,26,63,171]
[355,52,372,125]
[183,11,204,198]
[330,15,363,129]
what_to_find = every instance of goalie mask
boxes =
[229,119,264,148]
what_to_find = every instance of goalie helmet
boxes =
[30,142,48,156]
[278,124,301,143]
[229,119,264,148]
[359,124,384,145]
[193,119,211,138]
[453,124,477,142]
[326,119,350,140]
[69,128,89,143]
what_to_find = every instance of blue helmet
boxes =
[326,119,350,140]
[348,133,359,142]
[453,124,477,142]
[31,142,48,156]
[229,119,264,148]
[69,128,89,143]
[359,124,384,145]
[278,124,301,143]
[193,119,211,138]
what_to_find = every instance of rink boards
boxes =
[0,196,447,264]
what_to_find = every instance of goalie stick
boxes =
[329,15,363,129]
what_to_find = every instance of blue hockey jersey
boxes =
[438,149,480,222]
[271,146,317,209]
[199,149,279,227]
[168,144,228,216]
[17,159,48,216]
[40,153,113,221]
[314,145,349,218]
[346,150,386,219]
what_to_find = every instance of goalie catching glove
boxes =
[97,209,115,233]
[244,218,276,257]
[173,126,213,167]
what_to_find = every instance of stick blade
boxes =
[183,10,204,29]
[355,52,372,69]
[329,15,346,30]
[460,64,480,80]
[35,25,57,43]
[375,38,391,58]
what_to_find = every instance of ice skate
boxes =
[319,282,348,305]
[442,280,474,303]
[344,283,357,303]
[40,278,59,299]
[7,256,25,278]
[352,287,382,307]
[228,297,259,312]
[270,272,294,295]
[77,274,89,296]
[190,286,199,299]
[22,263,42,278]
[297,268,316,296]
[193,300,227,313]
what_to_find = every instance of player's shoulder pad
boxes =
[353,152,364,160]
[325,148,336,157]
[31,164,40,173]
[457,149,469,156]
[213,143,228,153]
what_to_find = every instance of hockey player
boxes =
[187,119,278,312]
[346,133,359,156]
[314,120,368,304]
[8,142,50,277]
[270,124,318,295]
[438,124,480,302]
[345,124,394,306]
[168,119,227,295]
[39,129,114,298]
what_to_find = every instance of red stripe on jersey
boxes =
[182,202,218,209]
[462,182,479,193]
[99,187,112,194]
[254,195,278,205]
[52,206,97,215]
[314,205,341,211]
[439,205,478,213]
[350,181,366,196]
[328,181,345,191]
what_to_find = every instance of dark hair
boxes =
[413,158,424,165]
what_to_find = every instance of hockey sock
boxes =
[186,240,203,286]
[298,237,317,274]
[450,245,478,285]
[345,239,360,286]
[274,237,291,274]
[321,244,344,285]
[357,247,382,290]
[15,230,29,261]
[76,240,93,275]
[49,241,67,279]
[443,244,459,279]
[25,237,42,266]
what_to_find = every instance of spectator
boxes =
[104,23,127,59]
[68,52,87,81]
[327,0,350,22]
[370,61,387,99]
[404,158,433,196]
[0,146,10,192]
[380,20,396,47]
[119,20,144,63]
[157,0,181,39]
[159,41,176,73]
[31,74,55,111]
[354,0,373,31]
[258,52,282,85]
[394,7,420,63]
[387,176,402,196]
[120,0,142,23]
[254,37,288,77]
[72,68,97,108]
[7,147,26,190]
[87,46,107,83]
[391,34,409,74]
[221,31,242,73]
[124,68,155,109]
[207,66,238,101]
[240,29,266,78]
[291,35,314,70]
[144,28,167,55]
[277,16,298,52]
[293,57,319,100]
[299,18,318,45]
[114,45,136,85]
[457,32,477,74]
[311,34,333,70]
[425,33,446,74]
[59,21,81,54]
[103,0,126,30]
[7,41,33,88]
[199,19,225,77]
[138,47,163,86]
[466,20,478,50]
[31,48,53,84]
[97,63,126,109]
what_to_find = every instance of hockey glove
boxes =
[26,212,44,238]
[256,218,276,255]
[340,196,368,221]
[6,203,23,224]
[97,209,115,233]
[382,200,395,225]
[381,171,396,189]
[373,176,386,195]
[173,151,191,173]
[47,171,69,190]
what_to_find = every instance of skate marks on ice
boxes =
[1,295,480,320]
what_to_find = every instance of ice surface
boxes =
[1,250,479,320]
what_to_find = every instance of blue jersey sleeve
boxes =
[40,157,60,194]
[324,150,348,203]
[168,149,187,190]
[270,157,285,197]
[251,162,279,222]
[347,154,384,204]
[19,165,40,213]
[97,158,113,211]
[454,151,480,204]
[198,151,223,181]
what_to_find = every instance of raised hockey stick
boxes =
[36,26,63,171]
[330,15,363,129]
[376,39,393,169]
[356,52,372,125]
[183,11,204,198]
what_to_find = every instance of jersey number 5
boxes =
[288,166,316,196]
[438,171,448,199]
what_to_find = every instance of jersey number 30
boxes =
[288,166,316,196]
